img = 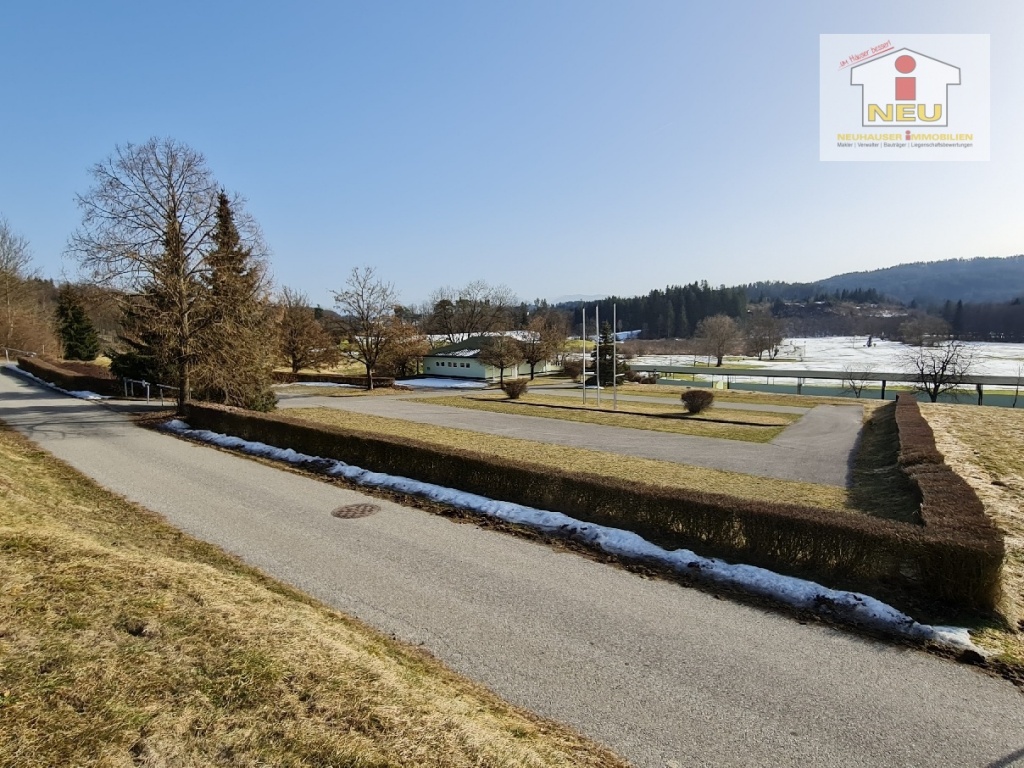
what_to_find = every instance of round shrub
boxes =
[501,379,529,400]
[681,389,714,414]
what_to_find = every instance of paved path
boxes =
[3,369,1024,767]
[276,391,861,487]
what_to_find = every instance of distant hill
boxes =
[547,293,607,304]
[747,255,1024,305]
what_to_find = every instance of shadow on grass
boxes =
[847,401,922,524]
[464,396,786,428]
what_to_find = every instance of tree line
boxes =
[7,135,1022,416]
[557,282,748,340]
[3,137,584,412]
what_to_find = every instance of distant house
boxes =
[422,335,560,381]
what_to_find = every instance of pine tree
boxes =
[54,285,100,361]
[193,192,277,411]
[594,322,627,385]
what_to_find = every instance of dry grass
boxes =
[921,404,1024,663]
[411,393,795,443]
[609,383,880,411]
[273,360,365,377]
[0,425,627,768]
[275,383,410,398]
[286,407,851,510]
[845,403,921,523]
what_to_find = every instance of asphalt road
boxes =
[3,369,1024,768]
[276,391,861,487]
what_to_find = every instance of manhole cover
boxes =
[331,503,381,519]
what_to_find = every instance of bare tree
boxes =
[519,311,568,379]
[695,314,740,367]
[376,317,430,377]
[332,266,398,389]
[903,340,974,402]
[67,138,261,412]
[840,364,875,398]
[478,335,524,385]
[898,315,950,346]
[0,217,31,346]
[0,217,58,355]
[744,309,784,361]
[277,287,340,373]
[426,280,517,342]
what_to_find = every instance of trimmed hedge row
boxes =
[271,371,394,388]
[184,400,1003,614]
[894,394,1004,610]
[17,356,121,396]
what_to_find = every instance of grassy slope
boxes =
[0,425,626,768]
[921,404,1024,665]
[412,393,796,443]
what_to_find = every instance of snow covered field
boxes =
[635,337,1024,378]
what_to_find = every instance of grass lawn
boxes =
[410,392,796,443]
[921,403,1024,667]
[274,383,409,398]
[0,424,626,768]
[604,383,880,411]
[286,407,852,510]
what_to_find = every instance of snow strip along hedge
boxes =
[17,356,120,396]
[184,401,1003,614]
[271,371,394,388]
[894,394,1004,612]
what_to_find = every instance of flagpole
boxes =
[582,305,587,405]
[595,304,601,407]
[613,303,617,411]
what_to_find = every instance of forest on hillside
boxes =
[743,255,1024,306]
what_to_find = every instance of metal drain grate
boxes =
[331,503,381,519]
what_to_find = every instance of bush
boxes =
[501,379,529,400]
[561,359,584,382]
[681,389,714,414]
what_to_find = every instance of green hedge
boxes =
[17,357,121,397]
[183,401,1003,615]
[271,371,394,388]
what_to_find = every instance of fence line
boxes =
[123,378,178,406]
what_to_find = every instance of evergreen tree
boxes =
[55,285,101,361]
[193,192,277,411]
[594,322,627,385]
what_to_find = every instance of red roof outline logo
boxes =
[850,47,960,128]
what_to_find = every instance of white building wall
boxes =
[423,357,491,379]
[423,356,562,381]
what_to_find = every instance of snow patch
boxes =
[8,366,109,400]
[396,377,488,389]
[158,417,984,655]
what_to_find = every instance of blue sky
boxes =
[2,1,1021,309]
